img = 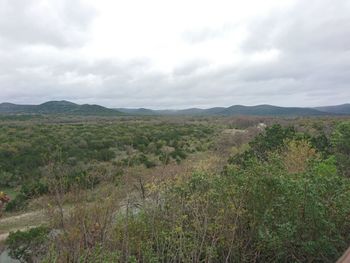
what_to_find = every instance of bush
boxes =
[227,156,350,262]
[38,121,350,262]
[230,124,296,167]
[6,226,49,263]
[111,156,350,262]
[5,193,27,212]
[5,181,48,212]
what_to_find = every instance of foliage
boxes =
[310,133,332,157]
[230,124,297,166]
[281,139,318,173]
[228,157,350,262]
[0,121,214,185]
[230,124,334,168]
[3,117,350,262]
[6,226,49,263]
[0,119,215,209]
[44,123,350,262]
[5,181,48,212]
[115,153,349,262]
[0,191,10,217]
[332,121,350,176]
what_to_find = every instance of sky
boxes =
[0,0,349,109]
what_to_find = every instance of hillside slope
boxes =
[216,105,327,116]
[315,104,350,115]
[0,101,124,116]
[1,101,347,116]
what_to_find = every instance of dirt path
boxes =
[0,210,46,242]
[0,233,9,242]
[0,210,43,224]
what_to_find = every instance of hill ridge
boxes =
[0,101,124,116]
[1,101,349,116]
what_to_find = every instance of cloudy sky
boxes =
[0,0,349,109]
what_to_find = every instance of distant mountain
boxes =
[37,100,78,114]
[1,101,348,117]
[0,101,124,116]
[115,108,157,115]
[215,105,327,116]
[116,105,332,116]
[0,102,36,113]
[115,107,226,116]
[314,104,350,115]
[201,107,227,115]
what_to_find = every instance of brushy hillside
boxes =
[2,117,350,262]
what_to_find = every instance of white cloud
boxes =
[0,0,349,108]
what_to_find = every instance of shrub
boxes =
[6,226,49,263]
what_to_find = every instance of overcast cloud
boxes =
[0,0,349,108]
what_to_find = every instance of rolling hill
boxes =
[0,101,124,116]
[1,101,348,116]
[116,105,337,116]
[314,104,350,115]
[215,105,327,116]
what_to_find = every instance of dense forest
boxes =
[1,116,350,262]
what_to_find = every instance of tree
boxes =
[332,121,350,176]
[282,139,318,173]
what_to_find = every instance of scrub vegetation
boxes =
[1,115,350,262]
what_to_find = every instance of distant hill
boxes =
[1,101,348,116]
[314,104,350,115]
[115,108,157,115]
[0,102,36,113]
[115,107,224,116]
[0,101,124,116]
[215,105,327,116]
[117,105,335,116]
